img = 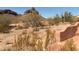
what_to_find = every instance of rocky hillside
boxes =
[21,7,49,27]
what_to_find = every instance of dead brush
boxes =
[35,38,43,51]
[45,29,56,50]
[61,39,77,51]
[13,31,29,51]
[13,30,38,51]
[12,28,56,51]
[49,30,56,44]
[27,31,37,50]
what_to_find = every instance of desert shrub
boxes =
[47,11,74,25]
[13,29,56,51]
[61,39,77,51]
[47,18,54,25]
[61,11,74,24]
[53,14,61,25]
[47,14,61,25]
[13,30,38,51]
[13,31,30,51]
[0,15,11,32]
[45,29,51,50]
[44,29,56,50]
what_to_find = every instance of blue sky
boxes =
[0,7,79,18]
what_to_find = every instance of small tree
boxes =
[61,14,65,23]
[64,11,73,23]
[53,14,61,25]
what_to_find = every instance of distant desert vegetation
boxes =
[0,7,79,51]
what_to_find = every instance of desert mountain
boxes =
[0,9,18,16]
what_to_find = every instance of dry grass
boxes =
[13,30,41,51]
[61,39,77,51]
[13,31,29,51]
[12,28,56,51]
